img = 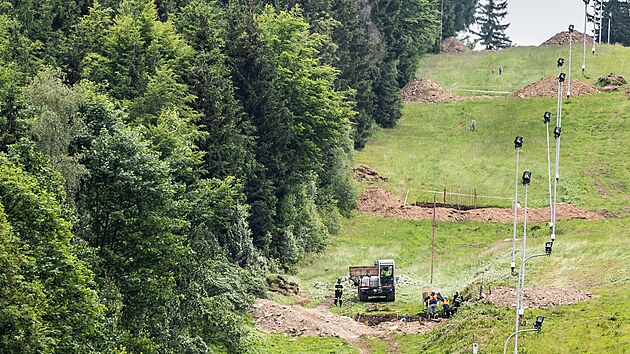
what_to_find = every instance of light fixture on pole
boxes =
[608,12,612,44]
[514,240,551,354]
[598,1,603,44]
[592,1,598,54]
[505,316,545,354]
[514,171,531,352]
[551,125,562,241]
[567,25,574,99]
[583,0,590,75]
[511,136,523,276]
[544,112,553,228]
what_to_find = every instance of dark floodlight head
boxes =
[514,136,523,149]
[534,316,545,331]
[554,126,562,139]
[557,58,565,67]
[569,24,575,32]
[544,112,551,123]
[545,242,553,255]
[522,171,531,185]
[583,0,590,4]
[559,73,566,82]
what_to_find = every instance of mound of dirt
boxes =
[267,275,300,296]
[486,286,594,309]
[353,164,389,182]
[357,188,606,223]
[513,76,600,98]
[399,78,453,103]
[250,298,439,342]
[596,73,627,92]
[541,31,593,46]
[441,37,470,53]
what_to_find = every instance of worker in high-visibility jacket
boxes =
[442,296,451,319]
[333,278,344,306]
[424,291,443,319]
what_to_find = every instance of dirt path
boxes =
[358,188,607,223]
[250,297,441,353]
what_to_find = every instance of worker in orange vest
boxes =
[424,291,443,319]
[442,296,451,319]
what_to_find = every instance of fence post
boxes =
[474,189,477,209]
[443,187,446,205]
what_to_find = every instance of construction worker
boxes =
[452,292,463,315]
[424,291,443,319]
[334,277,344,306]
[442,296,451,319]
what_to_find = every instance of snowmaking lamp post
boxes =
[608,12,612,44]
[511,136,523,276]
[544,112,553,228]
[598,1,603,43]
[514,171,532,353]
[556,58,564,128]
[582,0,590,75]
[567,25,574,99]
[506,316,545,354]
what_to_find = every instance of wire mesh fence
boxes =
[400,187,513,210]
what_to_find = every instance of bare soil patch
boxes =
[353,164,389,182]
[357,188,606,223]
[486,286,594,308]
[251,298,440,353]
[541,31,593,46]
[441,37,470,53]
[596,73,627,92]
[399,78,454,103]
[514,76,599,98]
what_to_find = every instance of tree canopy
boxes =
[0,0,440,351]
[472,0,512,50]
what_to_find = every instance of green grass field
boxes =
[417,44,630,95]
[256,44,630,353]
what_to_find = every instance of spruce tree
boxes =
[472,0,512,49]
[603,0,630,46]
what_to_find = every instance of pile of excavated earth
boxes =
[440,36,470,53]
[352,164,389,182]
[540,31,593,46]
[596,73,627,92]
[486,286,594,309]
[357,187,606,223]
[513,76,599,98]
[398,78,454,103]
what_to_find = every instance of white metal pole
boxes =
[592,2,597,54]
[608,14,611,44]
[511,147,520,275]
[514,181,529,354]
[546,121,553,227]
[505,329,538,354]
[583,1,588,74]
[567,28,573,98]
[598,4,603,43]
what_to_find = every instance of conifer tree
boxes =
[472,0,512,49]
[603,0,630,46]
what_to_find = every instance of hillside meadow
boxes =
[257,44,630,353]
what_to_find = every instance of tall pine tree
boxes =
[472,0,512,49]
[603,0,630,46]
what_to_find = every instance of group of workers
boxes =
[423,291,462,319]
[333,277,463,320]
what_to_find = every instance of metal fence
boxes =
[402,187,513,210]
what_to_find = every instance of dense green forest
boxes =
[0,0,441,352]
